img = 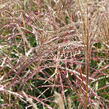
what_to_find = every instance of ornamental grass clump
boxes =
[0,0,109,109]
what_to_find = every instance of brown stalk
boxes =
[77,0,91,108]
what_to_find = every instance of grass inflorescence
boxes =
[0,0,109,109]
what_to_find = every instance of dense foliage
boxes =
[0,0,109,109]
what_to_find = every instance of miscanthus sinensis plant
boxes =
[0,0,109,109]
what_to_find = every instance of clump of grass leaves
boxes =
[0,0,109,109]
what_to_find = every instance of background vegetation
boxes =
[0,0,109,109]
